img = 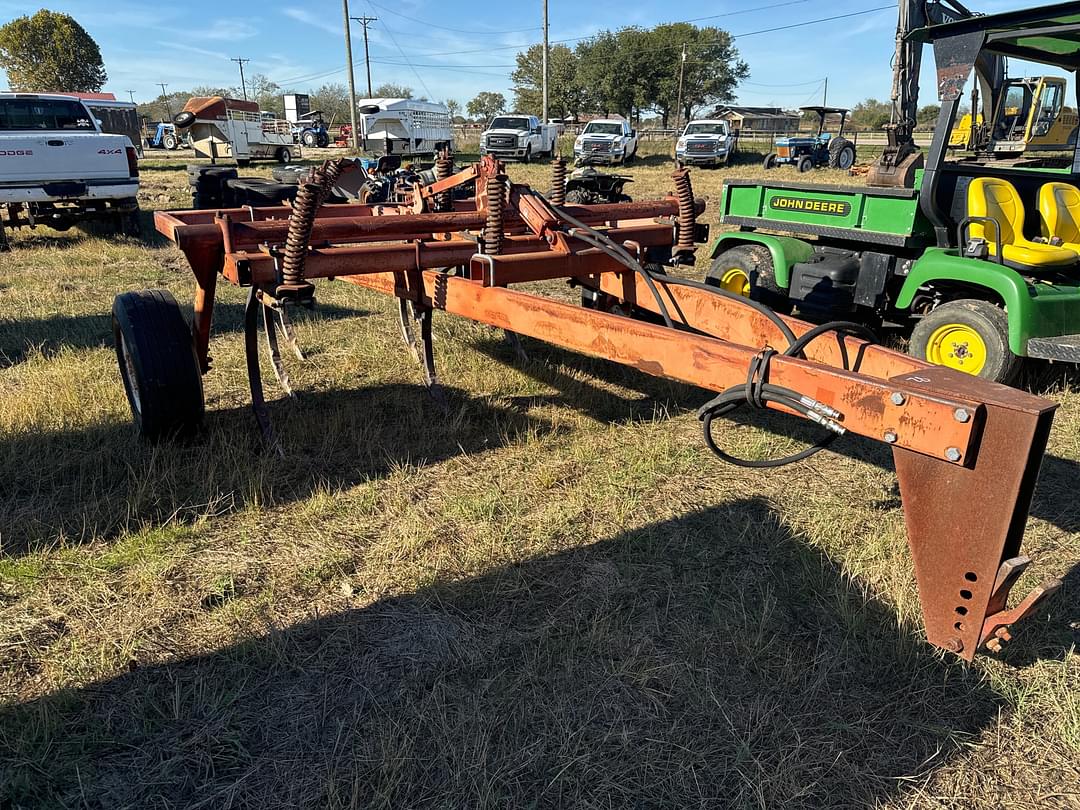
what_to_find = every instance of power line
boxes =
[365,0,541,35]
[273,4,892,90]
[365,2,433,100]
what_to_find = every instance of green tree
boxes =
[0,9,106,92]
[917,103,941,128]
[850,98,892,130]
[233,73,282,115]
[309,82,351,125]
[374,82,413,99]
[467,91,506,120]
[444,98,462,121]
[510,44,584,120]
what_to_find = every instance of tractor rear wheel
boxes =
[909,299,1021,384]
[828,137,856,170]
[113,289,205,440]
[706,244,787,310]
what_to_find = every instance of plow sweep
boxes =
[121,156,1062,660]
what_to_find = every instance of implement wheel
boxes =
[113,290,205,440]
[909,299,1021,383]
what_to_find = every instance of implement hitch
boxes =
[120,157,1063,660]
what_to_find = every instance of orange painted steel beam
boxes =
[340,269,980,463]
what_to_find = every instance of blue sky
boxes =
[0,0,1057,112]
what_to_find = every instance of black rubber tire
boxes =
[522,145,532,164]
[316,131,330,148]
[173,111,196,129]
[564,188,591,205]
[301,130,318,147]
[908,298,1021,384]
[112,289,204,440]
[271,167,308,184]
[797,156,814,173]
[276,147,292,163]
[763,152,777,170]
[163,133,178,150]
[828,138,855,170]
[236,159,251,168]
[706,244,787,310]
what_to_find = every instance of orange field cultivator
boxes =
[112,156,1062,659]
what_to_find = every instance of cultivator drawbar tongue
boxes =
[126,156,1064,659]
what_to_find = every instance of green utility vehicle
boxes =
[708,1,1080,383]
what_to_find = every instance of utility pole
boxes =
[823,76,828,107]
[158,83,171,118]
[342,2,360,151]
[674,44,687,134]
[231,58,250,100]
[541,0,549,125]
[351,15,377,97]
[126,90,136,103]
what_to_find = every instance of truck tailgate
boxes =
[0,132,133,184]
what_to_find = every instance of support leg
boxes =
[244,286,281,452]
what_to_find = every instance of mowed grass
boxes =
[0,142,1078,808]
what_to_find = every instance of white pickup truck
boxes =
[480,114,558,162]
[0,93,140,247]
[675,119,735,167]
[573,118,638,165]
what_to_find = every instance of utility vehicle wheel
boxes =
[112,289,205,440]
[828,138,856,170]
[706,244,786,309]
[909,299,1020,383]
[522,145,532,164]
[163,133,178,150]
[762,152,777,170]
[564,188,589,205]
[276,147,292,163]
[797,156,814,173]
[301,130,318,147]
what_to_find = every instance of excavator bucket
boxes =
[867,148,925,188]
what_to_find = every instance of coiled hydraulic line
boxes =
[671,167,696,256]
[549,157,567,206]
[483,174,507,255]
[536,186,877,468]
[281,158,353,291]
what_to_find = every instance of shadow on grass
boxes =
[0,301,371,368]
[0,496,1008,808]
[0,380,564,552]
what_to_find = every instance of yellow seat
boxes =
[1038,181,1080,252]
[967,177,1077,268]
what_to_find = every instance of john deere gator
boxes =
[709,1,1080,383]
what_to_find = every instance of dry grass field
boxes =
[0,142,1077,808]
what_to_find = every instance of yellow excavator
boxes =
[949,75,1079,156]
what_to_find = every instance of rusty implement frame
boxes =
[146,159,1062,660]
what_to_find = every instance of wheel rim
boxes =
[718,267,751,297]
[926,323,987,375]
[119,333,143,416]
[840,148,854,169]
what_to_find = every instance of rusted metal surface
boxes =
[150,156,1063,658]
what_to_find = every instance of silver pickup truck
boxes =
[0,93,140,247]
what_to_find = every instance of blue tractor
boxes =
[291,111,331,148]
[146,122,189,150]
[763,106,856,172]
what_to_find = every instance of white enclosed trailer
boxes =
[356,98,453,156]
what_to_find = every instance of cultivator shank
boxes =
[140,157,1062,659]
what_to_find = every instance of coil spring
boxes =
[281,158,352,286]
[483,174,506,255]
[671,167,696,254]
[550,157,567,206]
[434,150,453,212]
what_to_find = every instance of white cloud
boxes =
[155,41,232,62]
[282,8,341,36]
[202,19,260,41]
